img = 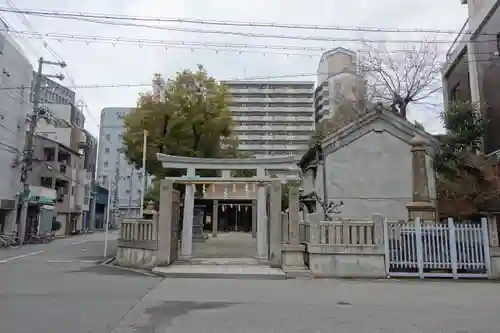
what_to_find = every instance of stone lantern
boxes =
[142,200,156,220]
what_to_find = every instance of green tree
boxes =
[143,180,160,208]
[435,101,499,218]
[122,65,237,178]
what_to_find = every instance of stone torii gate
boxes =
[156,153,301,261]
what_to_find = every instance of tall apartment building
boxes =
[442,0,500,156]
[314,47,366,124]
[97,107,145,218]
[221,80,315,159]
[0,22,34,233]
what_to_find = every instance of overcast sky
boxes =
[1,0,468,136]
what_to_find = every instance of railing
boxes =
[117,217,158,250]
[295,213,382,246]
[384,217,491,278]
[305,219,377,245]
[446,18,470,61]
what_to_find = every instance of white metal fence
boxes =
[384,217,491,279]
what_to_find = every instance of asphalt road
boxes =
[112,278,500,333]
[2,233,500,333]
[0,231,161,333]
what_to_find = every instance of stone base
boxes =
[152,264,286,280]
[192,225,207,243]
[490,248,500,279]
[116,247,157,270]
[406,201,436,221]
[282,243,307,269]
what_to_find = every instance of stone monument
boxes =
[406,135,436,221]
[192,205,208,242]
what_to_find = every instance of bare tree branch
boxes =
[360,41,442,119]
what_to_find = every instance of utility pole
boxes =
[88,179,97,231]
[128,169,133,217]
[139,130,147,218]
[112,149,121,227]
[18,57,66,243]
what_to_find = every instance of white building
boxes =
[314,47,365,123]
[97,107,145,218]
[0,22,34,233]
[221,80,315,159]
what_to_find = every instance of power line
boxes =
[0,28,499,64]
[2,25,497,46]
[0,7,493,37]
[3,1,100,128]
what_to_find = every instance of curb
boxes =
[100,258,158,277]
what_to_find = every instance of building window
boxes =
[105,134,110,140]
[105,148,110,153]
[104,161,108,167]
[450,82,460,101]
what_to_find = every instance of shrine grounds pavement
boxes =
[111,278,500,333]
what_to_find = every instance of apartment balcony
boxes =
[229,106,313,114]
[237,134,311,141]
[228,88,313,94]
[238,143,310,150]
[72,127,91,151]
[37,161,73,181]
[231,97,313,104]
[234,125,314,131]
[233,115,313,122]
[443,18,470,74]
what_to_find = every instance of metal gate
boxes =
[384,217,491,279]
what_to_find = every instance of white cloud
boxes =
[2,0,468,136]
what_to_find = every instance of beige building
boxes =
[314,47,366,123]
[28,134,91,236]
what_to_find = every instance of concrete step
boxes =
[152,264,286,280]
[186,257,261,266]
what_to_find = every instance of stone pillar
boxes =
[282,180,308,276]
[212,200,218,237]
[489,215,500,278]
[222,170,231,178]
[251,200,257,238]
[157,178,173,265]
[406,135,436,221]
[269,179,282,267]
[256,168,268,260]
[181,168,195,259]
[287,181,300,244]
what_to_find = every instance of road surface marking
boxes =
[71,240,88,245]
[44,260,98,264]
[0,251,44,263]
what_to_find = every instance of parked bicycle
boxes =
[0,232,22,247]
[25,232,54,244]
